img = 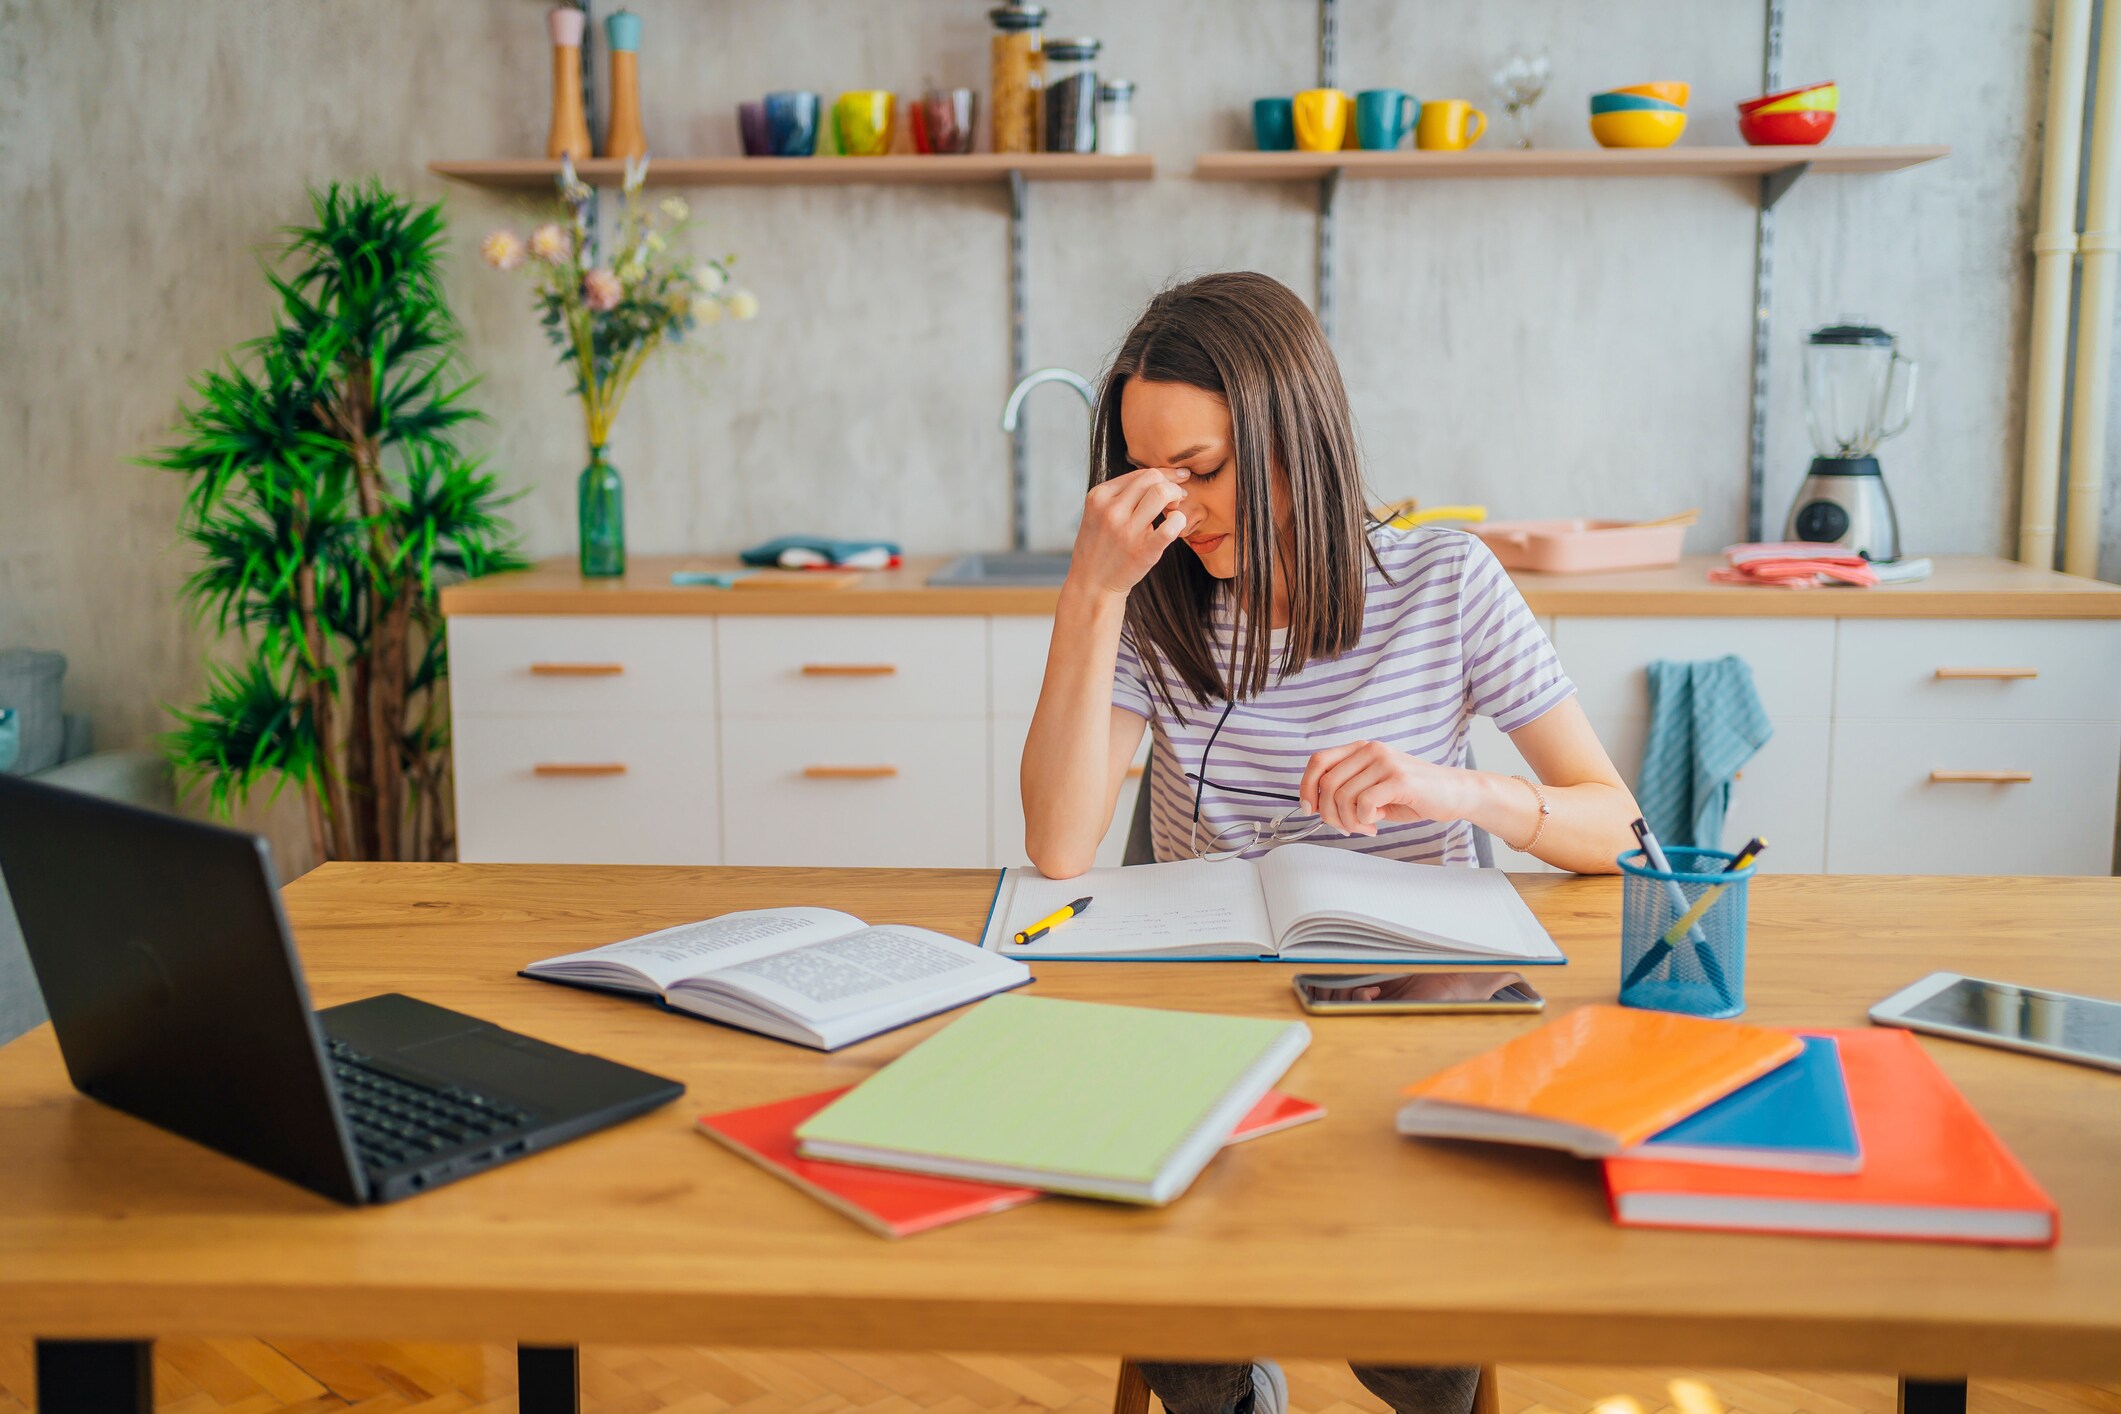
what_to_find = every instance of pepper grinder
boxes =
[604,10,647,160]
[545,6,594,161]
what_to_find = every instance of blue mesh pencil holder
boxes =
[1617,846,1755,1019]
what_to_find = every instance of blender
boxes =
[1783,320,1918,560]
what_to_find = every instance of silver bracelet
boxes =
[1510,775,1550,854]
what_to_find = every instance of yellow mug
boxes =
[834,90,897,156]
[1293,88,1351,152]
[1416,99,1487,151]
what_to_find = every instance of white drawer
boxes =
[991,715,1146,869]
[990,616,1056,719]
[1833,620,2121,722]
[1551,617,1834,721]
[720,718,990,867]
[1587,713,1831,874]
[719,617,987,719]
[1824,719,2120,875]
[452,713,718,865]
[448,616,715,717]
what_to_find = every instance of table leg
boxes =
[1899,1378,1968,1414]
[35,1339,154,1414]
[519,1344,581,1414]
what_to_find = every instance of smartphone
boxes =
[1291,971,1544,1015]
[1869,971,2121,1073]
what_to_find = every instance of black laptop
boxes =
[0,774,683,1204]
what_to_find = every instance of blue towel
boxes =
[1636,656,1774,849]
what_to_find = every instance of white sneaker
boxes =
[1248,1361,1288,1414]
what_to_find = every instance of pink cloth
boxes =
[1708,542,1879,588]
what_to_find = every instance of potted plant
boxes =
[147,182,523,863]
[483,156,756,576]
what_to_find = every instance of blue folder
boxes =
[1622,1033,1862,1173]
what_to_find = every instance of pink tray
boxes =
[1472,519,1688,574]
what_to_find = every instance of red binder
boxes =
[1604,1027,2057,1246]
[701,1087,1324,1238]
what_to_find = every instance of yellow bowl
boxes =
[1589,109,1688,148]
[1753,85,1839,115]
[1613,81,1690,107]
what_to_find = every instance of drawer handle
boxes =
[1929,769,2034,784]
[801,663,899,677]
[803,765,900,780]
[1934,667,2038,681]
[530,662,625,676]
[1126,764,1146,779]
[534,762,629,777]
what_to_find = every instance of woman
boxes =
[1019,272,1638,1414]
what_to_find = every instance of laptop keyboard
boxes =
[326,1038,535,1171]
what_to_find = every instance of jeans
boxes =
[1136,1361,1479,1414]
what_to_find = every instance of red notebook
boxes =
[1603,1027,2057,1247]
[701,1087,1324,1238]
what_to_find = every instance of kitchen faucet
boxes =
[1000,367,1097,551]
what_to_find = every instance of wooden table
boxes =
[3,867,2118,1414]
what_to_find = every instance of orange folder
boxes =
[1397,1004,1804,1157]
[1603,1027,2058,1246]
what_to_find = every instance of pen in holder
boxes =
[1617,846,1754,1019]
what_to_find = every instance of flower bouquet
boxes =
[484,156,756,576]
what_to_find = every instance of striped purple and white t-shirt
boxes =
[1112,527,1574,866]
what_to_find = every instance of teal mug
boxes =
[1252,97,1296,151]
[1356,88,1416,150]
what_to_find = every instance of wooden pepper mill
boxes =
[604,10,647,160]
[545,5,593,161]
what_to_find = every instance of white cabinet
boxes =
[448,607,2121,878]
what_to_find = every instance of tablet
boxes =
[1870,971,2121,1073]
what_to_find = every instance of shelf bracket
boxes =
[1760,160,1811,211]
[1318,165,1344,342]
[1007,168,1030,552]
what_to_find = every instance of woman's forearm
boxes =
[1461,772,1639,875]
[1021,582,1133,876]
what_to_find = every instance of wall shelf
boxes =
[429,153,1155,190]
[1192,145,1948,183]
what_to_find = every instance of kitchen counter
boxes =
[440,553,2121,618]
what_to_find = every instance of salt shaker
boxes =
[1096,79,1137,155]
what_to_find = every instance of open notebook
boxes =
[981,843,1562,964]
[523,908,1030,1050]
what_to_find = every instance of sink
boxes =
[927,552,1072,586]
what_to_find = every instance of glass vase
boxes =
[577,444,625,578]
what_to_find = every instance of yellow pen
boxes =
[1012,896,1093,946]
[1658,838,1768,947]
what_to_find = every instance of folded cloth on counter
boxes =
[1709,542,1877,587]
[739,535,903,570]
[1636,655,1774,850]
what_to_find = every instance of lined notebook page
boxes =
[989,857,1273,956]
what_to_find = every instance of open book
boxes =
[981,843,1562,964]
[524,908,1030,1050]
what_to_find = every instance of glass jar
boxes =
[1043,38,1100,153]
[989,3,1046,154]
[1096,79,1136,155]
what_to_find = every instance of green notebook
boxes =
[794,994,1312,1205]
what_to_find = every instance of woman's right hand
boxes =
[1066,467,1191,598]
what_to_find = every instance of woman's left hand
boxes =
[1298,740,1480,836]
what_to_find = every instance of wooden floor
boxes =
[2,1342,2117,1414]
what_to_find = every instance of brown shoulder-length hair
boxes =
[1091,271,1378,717]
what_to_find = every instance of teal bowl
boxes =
[1590,92,1685,114]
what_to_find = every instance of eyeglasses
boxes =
[1184,699,1326,862]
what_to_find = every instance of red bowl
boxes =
[1738,106,1836,146]
[1738,80,1836,115]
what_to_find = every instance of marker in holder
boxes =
[1617,846,1755,1019]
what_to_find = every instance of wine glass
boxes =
[1489,43,1551,149]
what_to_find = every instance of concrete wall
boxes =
[0,0,2060,877]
